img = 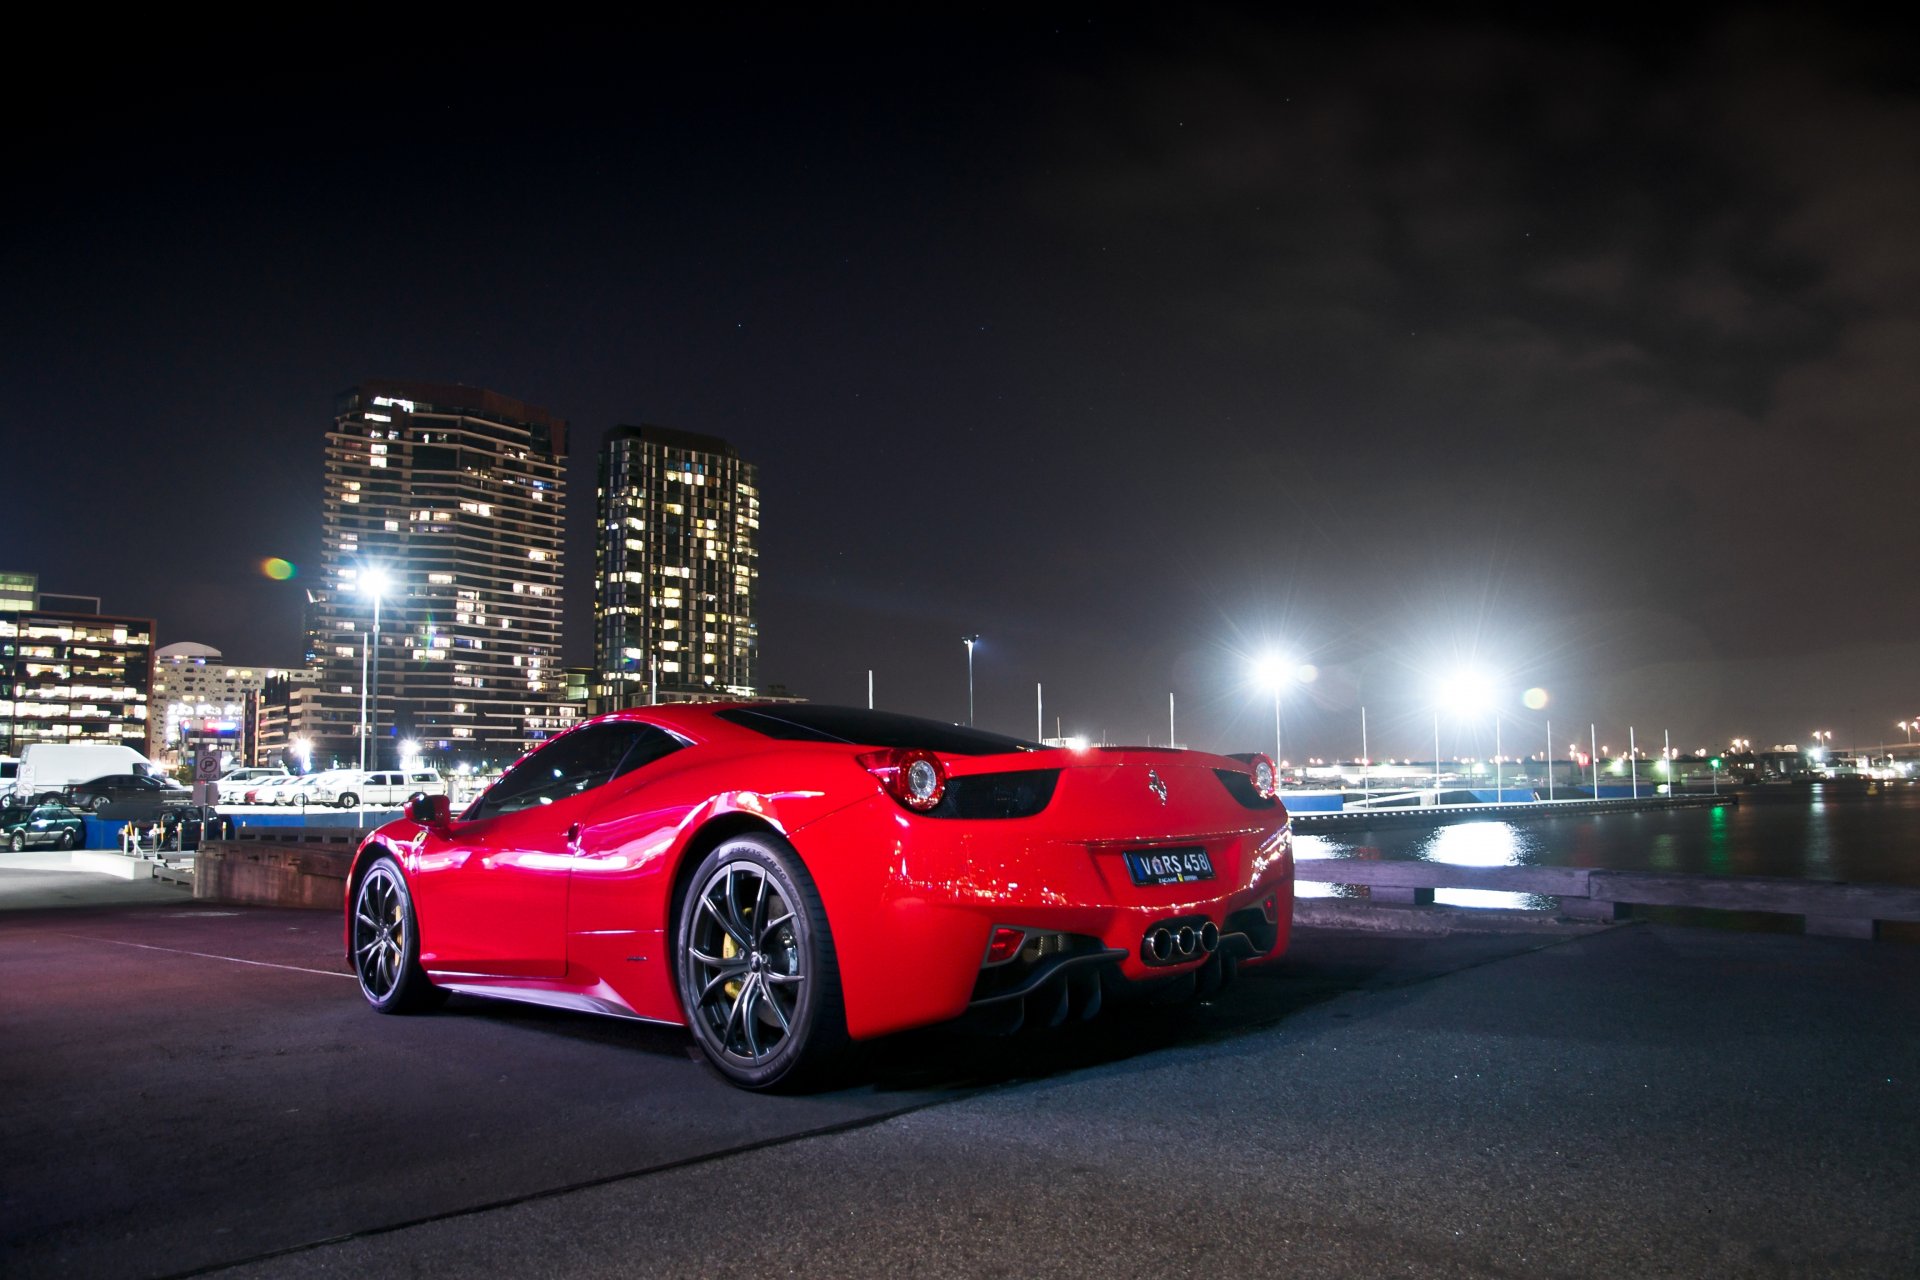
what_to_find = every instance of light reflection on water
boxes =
[1295,784,1920,887]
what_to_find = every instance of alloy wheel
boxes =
[352,864,411,1003]
[685,860,805,1066]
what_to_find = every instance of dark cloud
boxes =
[1,8,1914,755]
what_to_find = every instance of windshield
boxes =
[715,706,1041,755]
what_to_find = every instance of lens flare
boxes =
[1522,687,1549,710]
[262,557,297,581]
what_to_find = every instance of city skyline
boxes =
[4,10,1915,755]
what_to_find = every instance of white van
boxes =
[17,743,159,800]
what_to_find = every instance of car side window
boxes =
[466,722,686,821]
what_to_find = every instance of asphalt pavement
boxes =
[2,859,1915,1278]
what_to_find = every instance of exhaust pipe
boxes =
[1199,921,1219,954]
[1146,927,1174,963]
[1175,925,1197,958]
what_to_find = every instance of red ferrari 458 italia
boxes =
[347,703,1294,1089]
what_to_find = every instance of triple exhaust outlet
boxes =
[1143,920,1219,965]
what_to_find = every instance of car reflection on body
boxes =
[6,803,87,850]
[348,703,1295,1090]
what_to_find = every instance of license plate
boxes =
[1124,847,1215,887]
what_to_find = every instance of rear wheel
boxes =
[337,793,359,809]
[86,795,110,813]
[58,829,77,850]
[676,834,846,1090]
[351,856,443,1013]
[9,832,22,852]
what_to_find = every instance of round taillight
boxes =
[1249,753,1278,800]
[896,749,946,811]
[859,747,948,812]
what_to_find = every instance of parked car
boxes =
[317,769,445,808]
[6,803,87,851]
[215,767,290,804]
[65,772,193,813]
[271,770,359,807]
[247,773,321,805]
[347,703,1295,1090]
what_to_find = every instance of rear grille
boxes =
[1212,768,1278,809]
[925,769,1060,819]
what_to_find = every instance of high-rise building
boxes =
[594,425,759,709]
[0,608,154,755]
[149,641,315,767]
[305,380,577,769]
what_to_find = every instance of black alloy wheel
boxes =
[351,856,443,1013]
[676,834,846,1091]
[337,793,359,809]
[87,795,110,813]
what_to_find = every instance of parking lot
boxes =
[4,865,1917,1278]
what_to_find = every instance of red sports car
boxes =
[347,704,1294,1089]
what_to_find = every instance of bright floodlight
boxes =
[359,566,392,597]
[1254,652,1299,691]
[1439,669,1496,716]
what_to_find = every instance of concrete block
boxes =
[1557,897,1623,922]
[1370,885,1434,905]
[70,852,156,881]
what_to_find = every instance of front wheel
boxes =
[336,793,359,809]
[351,856,443,1013]
[58,829,77,850]
[9,832,22,852]
[676,834,846,1090]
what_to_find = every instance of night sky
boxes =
[5,9,1915,759]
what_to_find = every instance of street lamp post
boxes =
[1253,653,1296,768]
[962,635,980,727]
[356,568,390,772]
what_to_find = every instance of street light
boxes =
[1253,652,1299,767]
[357,567,391,772]
[962,635,980,727]
[1438,668,1501,802]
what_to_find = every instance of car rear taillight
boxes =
[859,748,948,812]
[1248,753,1278,800]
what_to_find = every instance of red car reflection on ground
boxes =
[347,704,1293,1089]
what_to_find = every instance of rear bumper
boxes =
[790,794,1294,1039]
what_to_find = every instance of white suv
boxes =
[323,769,445,809]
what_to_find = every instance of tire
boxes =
[9,832,22,852]
[336,793,358,809]
[676,833,847,1091]
[351,856,443,1013]
[58,829,77,850]
[86,795,110,813]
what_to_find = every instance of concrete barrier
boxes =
[193,829,370,910]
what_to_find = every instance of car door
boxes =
[406,722,675,981]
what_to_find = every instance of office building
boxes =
[594,425,759,709]
[0,608,154,755]
[305,380,577,768]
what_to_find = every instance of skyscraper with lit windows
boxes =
[594,425,759,708]
[305,380,576,768]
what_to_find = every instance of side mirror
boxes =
[406,792,453,830]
